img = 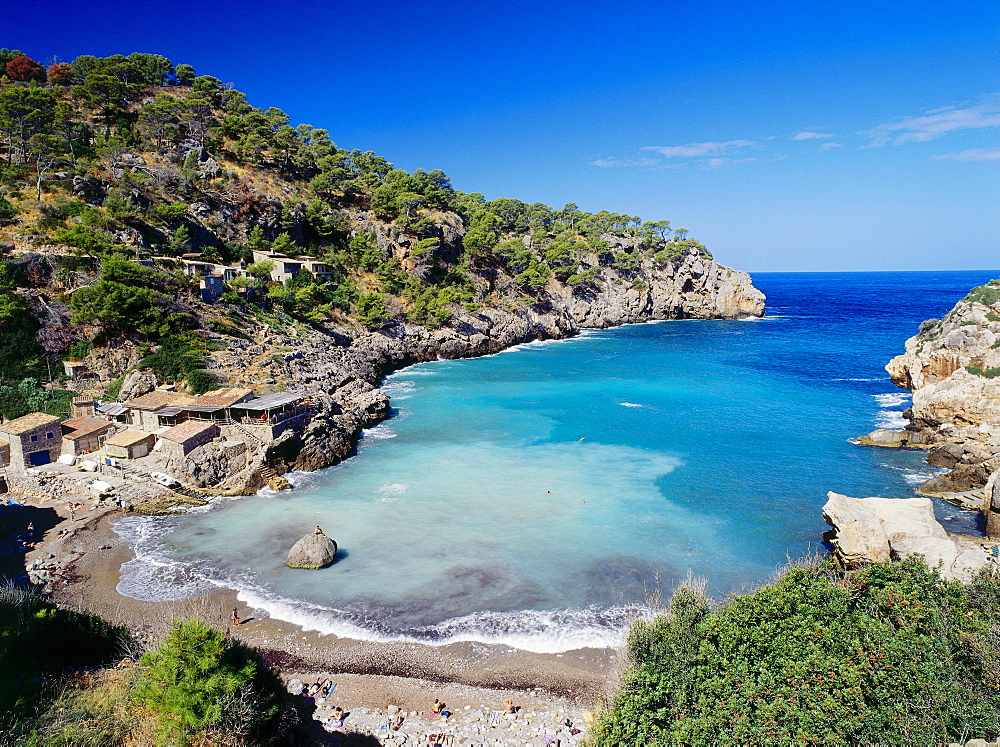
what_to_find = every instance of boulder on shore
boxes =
[286,533,338,569]
[822,492,987,581]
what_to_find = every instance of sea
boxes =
[115,270,1000,653]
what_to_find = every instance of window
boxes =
[46,432,54,439]
[30,434,38,442]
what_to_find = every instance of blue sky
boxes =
[7,0,998,272]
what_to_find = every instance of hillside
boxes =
[0,49,763,482]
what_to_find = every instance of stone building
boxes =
[124,390,191,431]
[158,420,220,458]
[0,413,62,468]
[104,429,155,459]
[61,416,114,456]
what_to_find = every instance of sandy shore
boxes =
[7,493,620,740]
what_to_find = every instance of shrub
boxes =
[966,366,1000,378]
[135,620,282,744]
[185,368,218,394]
[965,281,1000,307]
[589,559,1000,746]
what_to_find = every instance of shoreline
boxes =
[17,495,619,705]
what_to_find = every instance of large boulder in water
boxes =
[286,533,338,569]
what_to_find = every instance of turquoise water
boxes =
[117,271,999,652]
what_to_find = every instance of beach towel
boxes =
[489,711,503,727]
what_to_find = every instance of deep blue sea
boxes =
[116,270,1000,652]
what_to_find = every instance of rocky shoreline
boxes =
[827,279,1000,571]
[194,247,765,486]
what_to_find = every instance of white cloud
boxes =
[643,139,759,158]
[865,93,1000,146]
[704,157,759,169]
[930,147,1000,162]
[589,156,659,168]
[792,131,833,140]
[819,142,842,152]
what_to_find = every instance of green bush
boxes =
[136,620,282,744]
[965,281,1000,307]
[966,366,1000,378]
[185,368,218,395]
[589,558,1000,746]
[0,584,131,728]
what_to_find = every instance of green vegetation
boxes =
[967,366,1000,378]
[588,558,1000,745]
[965,280,1000,307]
[2,586,295,745]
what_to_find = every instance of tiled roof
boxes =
[193,387,254,407]
[125,390,193,410]
[105,429,154,447]
[160,420,218,444]
[61,416,113,440]
[0,412,61,435]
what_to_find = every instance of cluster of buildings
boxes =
[0,387,316,473]
[154,250,333,303]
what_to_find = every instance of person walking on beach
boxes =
[231,607,242,626]
[67,502,75,520]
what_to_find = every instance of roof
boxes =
[96,403,128,417]
[233,392,304,411]
[0,412,61,435]
[61,416,113,440]
[105,429,154,447]
[160,420,218,445]
[194,387,254,408]
[125,390,192,410]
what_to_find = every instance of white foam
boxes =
[875,411,908,429]
[234,583,639,653]
[619,402,645,408]
[873,392,910,408]
[361,425,397,440]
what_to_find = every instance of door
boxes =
[29,450,50,466]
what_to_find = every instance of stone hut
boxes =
[0,413,62,469]
[70,396,95,418]
[61,416,114,456]
[158,420,220,458]
[124,390,192,431]
[104,429,155,459]
[0,438,9,468]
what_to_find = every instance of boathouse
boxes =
[0,413,62,468]
[159,420,220,458]
[104,429,155,459]
[61,416,114,456]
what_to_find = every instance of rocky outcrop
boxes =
[196,248,763,487]
[861,281,1000,517]
[822,492,987,581]
[286,533,338,569]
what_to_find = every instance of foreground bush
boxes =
[135,619,286,744]
[588,558,1000,745]
[0,583,132,732]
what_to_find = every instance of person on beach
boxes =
[504,698,517,714]
[324,706,345,730]
[391,713,405,731]
[315,525,325,535]
[26,522,34,538]
[67,502,75,520]
[429,699,446,716]
[230,607,241,626]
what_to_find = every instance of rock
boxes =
[927,442,965,468]
[286,533,338,569]
[917,462,994,495]
[267,475,291,491]
[117,369,157,401]
[822,492,987,580]
[858,429,908,448]
[822,493,891,565]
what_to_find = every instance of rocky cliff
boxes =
[196,247,763,488]
[863,280,1000,533]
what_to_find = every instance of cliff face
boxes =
[873,280,1000,534]
[886,283,1000,438]
[196,249,763,484]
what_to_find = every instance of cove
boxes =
[116,270,999,653]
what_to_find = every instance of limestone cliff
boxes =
[865,279,1000,533]
[200,248,763,486]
